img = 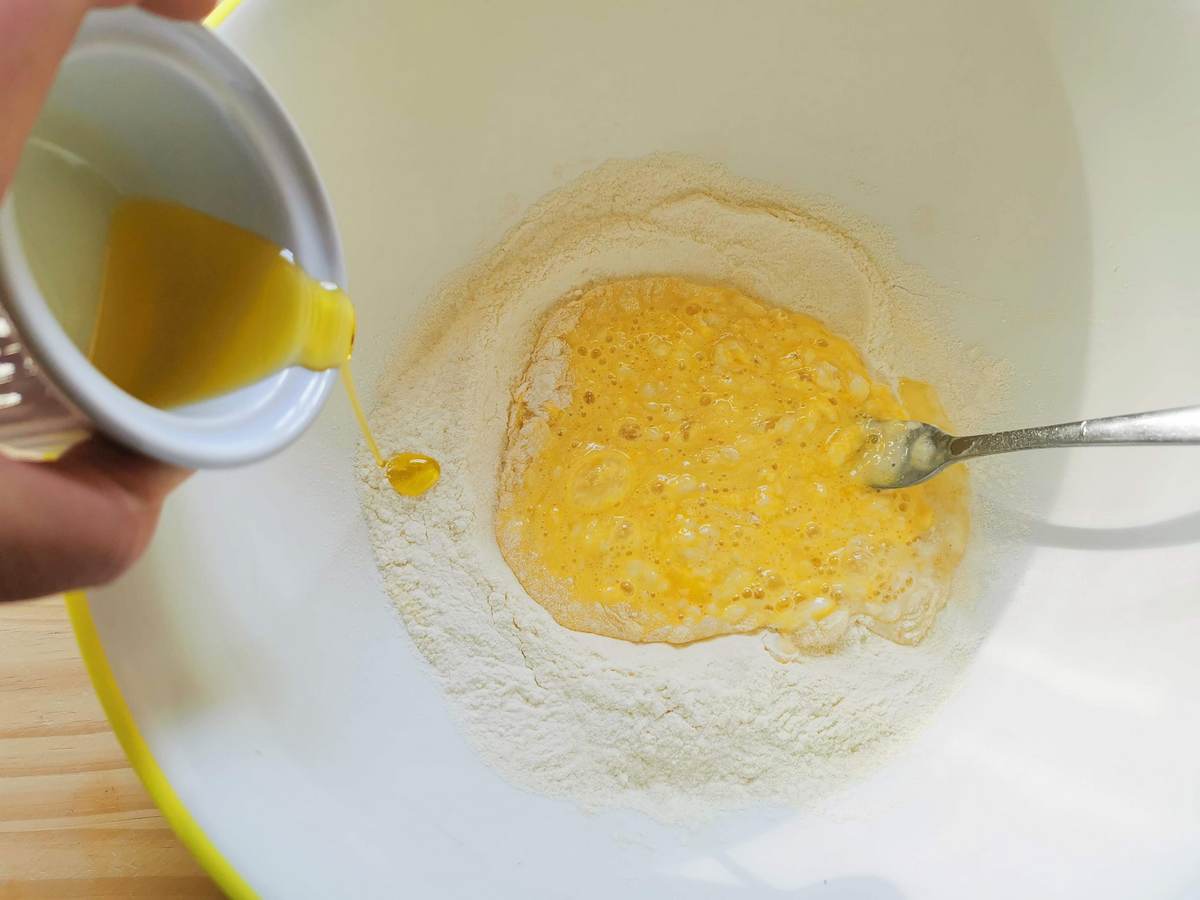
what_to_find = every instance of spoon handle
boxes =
[948,404,1200,461]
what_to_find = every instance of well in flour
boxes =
[357,155,1002,822]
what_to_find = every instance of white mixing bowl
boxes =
[81,1,1200,897]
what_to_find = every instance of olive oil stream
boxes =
[94,198,437,495]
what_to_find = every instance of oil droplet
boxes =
[386,453,441,496]
[342,363,439,496]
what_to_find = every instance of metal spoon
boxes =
[858,405,1200,489]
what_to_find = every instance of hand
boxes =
[0,0,216,600]
[0,438,192,599]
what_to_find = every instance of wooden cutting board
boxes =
[0,597,221,898]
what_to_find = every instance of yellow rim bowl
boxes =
[69,1,1200,897]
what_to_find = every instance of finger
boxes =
[138,0,219,20]
[55,435,192,504]
[89,0,219,21]
[0,1,92,197]
[0,438,191,600]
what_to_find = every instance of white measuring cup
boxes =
[0,8,344,468]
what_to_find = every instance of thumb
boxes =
[0,437,191,600]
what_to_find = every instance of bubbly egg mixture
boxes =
[496,276,969,652]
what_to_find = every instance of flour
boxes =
[356,156,1005,823]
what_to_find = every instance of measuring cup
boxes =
[0,8,344,468]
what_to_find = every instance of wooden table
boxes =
[0,597,221,898]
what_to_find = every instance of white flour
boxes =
[357,156,1005,823]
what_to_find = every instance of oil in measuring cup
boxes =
[90,199,354,409]
[10,138,437,494]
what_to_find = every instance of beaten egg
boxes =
[496,277,968,652]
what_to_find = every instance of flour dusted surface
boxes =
[357,156,996,822]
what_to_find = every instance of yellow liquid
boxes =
[93,199,355,409]
[10,163,440,496]
[341,365,440,496]
[496,277,968,650]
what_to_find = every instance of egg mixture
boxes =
[497,276,969,651]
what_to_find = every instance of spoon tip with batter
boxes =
[858,404,1200,490]
[856,419,954,489]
